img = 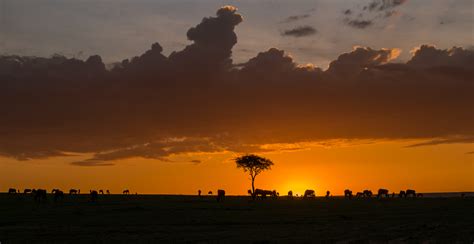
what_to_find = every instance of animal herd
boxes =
[343,188,423,198]
[7,187,432,202]
[6,188,135,202]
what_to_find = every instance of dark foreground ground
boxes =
[0,194,473,243]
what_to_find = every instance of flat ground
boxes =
[0,194,473,243]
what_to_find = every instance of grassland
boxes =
[0,193,472,243]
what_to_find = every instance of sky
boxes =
[0,0,473,195]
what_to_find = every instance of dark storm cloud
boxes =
[1,6,473,164]
[281,26,317,37]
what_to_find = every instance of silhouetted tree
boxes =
[235,154,273,196]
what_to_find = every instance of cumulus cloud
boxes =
[281,26,317,37]
[0,6,473,165]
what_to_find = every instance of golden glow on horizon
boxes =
[0,140,472,195]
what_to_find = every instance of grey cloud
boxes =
[344,0,408,29]
[281,14,311,23]
[282,26,317,37]
[346,20,373,29]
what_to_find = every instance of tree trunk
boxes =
[252,175,256,190]
[251,176,256,200]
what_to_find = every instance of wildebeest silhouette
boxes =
[34,189,47,202]
[254,189,277,199]
[123,189,130,195]
[303,189,315,198]
[217,189,225,202]
[106,190,110,194]
[90,190,98,202]
[399,190,406,198]
[69,189,78,195]
[208,191,213,195]
[99,190,104,194]
[355,192,364,198]
[8,188,17,194]
[405,189,416,197]
[325,191,330,198]
[344,189,353,198]
[288,190,293,197]
[52,189,64,201]
[363,190,373,197]
[23,189,32,194]
[377,189,389,198]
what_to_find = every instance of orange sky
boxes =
[1,140,472,195]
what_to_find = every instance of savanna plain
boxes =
[1,193,473,243]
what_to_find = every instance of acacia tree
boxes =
[235,154,274,195]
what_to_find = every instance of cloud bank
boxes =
[0,6,473,164]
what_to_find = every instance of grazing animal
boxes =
[355,192,364,198]
[69,189,78,195]
[52,189,64,201]
[405,189,416,197]
[34,189,47,202]
[8,188,17,194]
[123,189,130,195]
[24,189,32,194]
[363,190,373,197]
[99,190,104,194]
[217,189,225,202]
[208,191,213,195]
[416,193,423,197]
[106,190,110,194]
[254,189,277,199]
[303,189,315,198]
[399,190,406,198]
[90,190,98,201]
[344,189,353,198]
[377,189,389,198]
